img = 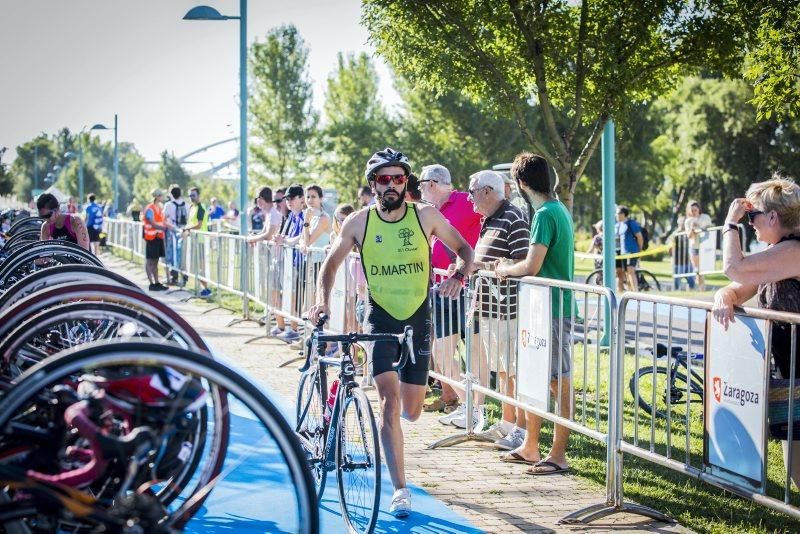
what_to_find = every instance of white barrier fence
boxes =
[105,219,800,525]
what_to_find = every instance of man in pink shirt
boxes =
[419,164,483,428]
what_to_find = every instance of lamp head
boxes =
[183,5,229,20]
[90,123,109,131]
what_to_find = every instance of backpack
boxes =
[172,200,188,227]
[625,219,649,251]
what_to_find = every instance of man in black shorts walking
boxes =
[309,148,473,518]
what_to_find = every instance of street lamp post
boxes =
[90,114,119,215]
[184,1,250,319]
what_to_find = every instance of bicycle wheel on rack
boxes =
[336,386,380,534]
[297,367,328,498]
[0,340,318,533]
[636,269,662,292]
[629,365,704,419]
[0,264,140,312]
[7,216,43,236]
[0,241,102,292]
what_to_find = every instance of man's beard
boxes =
[378,187,406,212]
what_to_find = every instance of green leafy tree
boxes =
[134,151,189,203]
[250,25,318,184]
[318,52,392,198]
[743,1,800,120]
[362,0,746,209]
[0,148,12,196]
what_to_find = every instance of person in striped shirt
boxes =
[468,170,530,450]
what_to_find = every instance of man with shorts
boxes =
[418,163,482,426]
[495,152,575,476]
[615,206,643,292]
[84,193,104,256]
[143,189,172,291]
[309,148,473,517]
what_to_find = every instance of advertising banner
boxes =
[517,284,551,410]
[282,248,294,314]
[705,313,768,489]
[329,265,347,333]
[699,230,717,273]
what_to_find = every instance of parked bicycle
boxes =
[585,266,662,292]
[295,315,414,534]
[629,342,704,418]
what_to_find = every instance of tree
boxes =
[133,151,189,203]
[318,52,393,198]
[362,0,747,209]
[396,78,537,188]
[743,1,800,120]
[0,148,12,196]
[250,25,318,184]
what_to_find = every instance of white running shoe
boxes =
[477,421,509,441]
[450,405,485,430]
[390,487,412,518]
[438,403,465,425]
[494,426,526,450]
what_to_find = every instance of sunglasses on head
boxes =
[374,173,407,186]
[747,209,765,223]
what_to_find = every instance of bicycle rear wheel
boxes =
[630,365,704,419]
[585,269,603,286]
[636,269,662,292]
[336,386,380,534]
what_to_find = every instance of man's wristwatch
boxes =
[450,270,465,282]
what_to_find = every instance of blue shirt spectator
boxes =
[208,198,226,220]
[616,214,642,254]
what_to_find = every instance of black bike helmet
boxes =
[364,147,412,181]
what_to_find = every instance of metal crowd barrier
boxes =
[614,292,800,522]
[105,220,800,525]
[671,224,745,287]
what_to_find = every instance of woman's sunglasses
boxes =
[374,174,407,186]
[747,210,764,223]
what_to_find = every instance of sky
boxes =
[0,0,400,169]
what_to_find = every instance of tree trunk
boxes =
[555,164,575,212]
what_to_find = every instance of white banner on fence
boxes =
[705,313,768,489]
[699,230,716,272]
[282,248,294,314]
[329,265,347,333]
[517,284,552,410]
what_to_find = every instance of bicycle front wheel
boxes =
[296,367,327,498]
[630,365,704,419]
[637,269,662,292]
[336,386,380,534]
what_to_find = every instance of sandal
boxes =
[499,451,539,465]
[525,460,570,476]
[423,397,458,412]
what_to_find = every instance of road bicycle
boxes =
[586,265,662,292]
[296,315,414,534]
[629,343,704,418]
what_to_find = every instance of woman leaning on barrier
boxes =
[712,174,800,487]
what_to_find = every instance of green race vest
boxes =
[188,202,209,231]
[360,204,430,320]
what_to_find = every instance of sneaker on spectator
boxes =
[438,403,465,426]
[199,288,212,298]
[289,339,304,350]
[478,421,509,441]
[450,405,485,430]
[277,328,300,343]
[152,283,168,291]
[269,326,284,336]
[494,426,526,450]
[389,488,412,518]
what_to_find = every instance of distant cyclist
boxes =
[84,193,104,255]
[309,147,473,518]
[38,193,91,251]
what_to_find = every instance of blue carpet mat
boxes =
[185,355,483,533]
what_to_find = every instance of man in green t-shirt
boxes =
[494,152,574,476]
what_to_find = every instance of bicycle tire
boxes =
[336,386,380,534]
[297,367,328,499]
[629,365,704,419]
[7,216,43,236]
[1,229,40,253]
[636,269,662,292]
[0,264,140,312]
[585,269,603,286]
[0,340,318,533]
[0,241,101,291]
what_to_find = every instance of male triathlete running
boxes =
[309,148,473,518]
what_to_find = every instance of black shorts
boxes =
[145,238,165,259]
[364,298,431,386]
[432,291,466,339]
[88,227,101,243]
[616,257,639,269]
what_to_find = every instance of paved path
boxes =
[104,253,691,533]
